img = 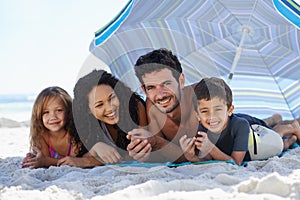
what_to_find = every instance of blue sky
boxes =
[0,0,128,95]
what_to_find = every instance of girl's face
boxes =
[42,97,66,133]
[196,97,234,134]
[88,84,120,125]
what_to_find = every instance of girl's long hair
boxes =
[73,69,145,151]
[30,86,86,156]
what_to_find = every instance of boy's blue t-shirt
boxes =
[198,114,251,161]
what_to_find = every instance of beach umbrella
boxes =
[88,0,300,120]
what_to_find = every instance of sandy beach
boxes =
[0,121,300,200]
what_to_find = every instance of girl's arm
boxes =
[22,147,60,168]
[57,152,103,168]
[22,136,59,168]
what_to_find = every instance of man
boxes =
[126,48,296,163]
[126,48,199,163]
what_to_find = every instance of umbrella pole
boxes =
[228,27,249,84]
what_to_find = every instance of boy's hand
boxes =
[179,135,201,162]
[195,132,214,158]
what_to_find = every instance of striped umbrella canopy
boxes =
[88,0,300,120]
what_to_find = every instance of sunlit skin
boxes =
[22,97,75,168]
[179,97,247,164]
[142,68,181,114]
[196,97,234,134]
[127,68,200,163]
[42,97,67,134]
[88,84,120,125]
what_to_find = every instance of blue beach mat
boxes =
[106,159,236,168]
[107,144,299,168]
[279,142,299,157]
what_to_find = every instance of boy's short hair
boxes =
[134,48,182,85]
[193,77,233,109]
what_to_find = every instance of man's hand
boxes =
[127,128,157,146]
[127,129,154,162]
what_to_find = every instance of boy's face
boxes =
[196,97,234,134]
[142,68,184,114]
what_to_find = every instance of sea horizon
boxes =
[0,93,35,122]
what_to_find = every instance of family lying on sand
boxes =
[22,48,300,168]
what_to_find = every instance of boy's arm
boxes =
[201,119,249,165]
[195,132,244,164]
[207,146,245,165]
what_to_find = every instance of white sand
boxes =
[1,125,300,200]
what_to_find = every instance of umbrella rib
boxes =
[254,47,296,119]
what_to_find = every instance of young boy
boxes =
[179,77,284,165]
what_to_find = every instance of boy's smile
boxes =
[197,97,233,134]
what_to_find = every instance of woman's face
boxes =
[88,84,120,125]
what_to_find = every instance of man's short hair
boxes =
[135,48,182,85]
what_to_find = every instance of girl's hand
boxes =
[179,135,201,162]
[21,152,36,168]
[21,147,47,168]
[90,142,121,164]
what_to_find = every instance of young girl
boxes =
[22,86,92,168]
[73,69,148,165]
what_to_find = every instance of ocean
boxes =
[0,94,35,122]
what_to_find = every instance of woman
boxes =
[73,69,148,164]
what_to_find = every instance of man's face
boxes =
[142,68,184,113]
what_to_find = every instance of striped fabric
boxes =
[89,0,300,120]
[273,0,300,28]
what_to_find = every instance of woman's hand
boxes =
[90,142,121,164]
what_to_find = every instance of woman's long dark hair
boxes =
[73,69,145,151]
